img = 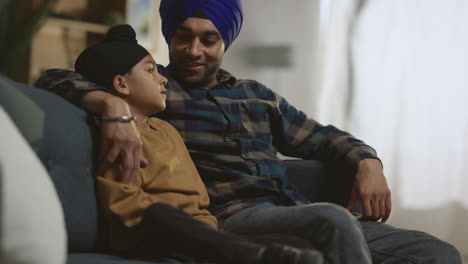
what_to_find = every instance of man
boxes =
[35,0,462,263]
[73,24,323,264]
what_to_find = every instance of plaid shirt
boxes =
[35,66,379,219]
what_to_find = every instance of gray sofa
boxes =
[0,74,354,264]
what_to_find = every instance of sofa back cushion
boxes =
[0,75,99,252]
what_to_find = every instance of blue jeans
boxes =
[219,202,462,264]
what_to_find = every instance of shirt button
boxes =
[241,101,248,109]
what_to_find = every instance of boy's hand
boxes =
[347,159,391,222]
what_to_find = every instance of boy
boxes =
[75,24,323,264]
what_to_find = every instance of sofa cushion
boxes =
[284,159,354,206]
[0,75,99,252]
[0,107,67,264]
[68,253,185,264]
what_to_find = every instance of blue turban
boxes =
[159,0,243,51]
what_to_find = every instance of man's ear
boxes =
[112,75,130,96]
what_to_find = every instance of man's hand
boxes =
[347,159,391,222]
[84,91,148,185]
[98,118,146,186]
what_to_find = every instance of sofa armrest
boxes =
[284,159,355,207]
[0,75,100,252]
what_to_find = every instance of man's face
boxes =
[169,17,225,88]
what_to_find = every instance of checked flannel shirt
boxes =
[34,66,379,219]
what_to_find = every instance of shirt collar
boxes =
[217,68,237,88]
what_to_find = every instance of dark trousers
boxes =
[136,203,312,264]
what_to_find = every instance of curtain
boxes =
[346,0,468,257]
[314,0,363,126]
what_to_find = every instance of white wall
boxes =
[223,0,321,116]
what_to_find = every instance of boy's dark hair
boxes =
[75,24,149,88]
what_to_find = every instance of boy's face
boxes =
[169,17,225,88]
[124,55,168,116]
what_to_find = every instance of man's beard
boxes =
[169,57,221,89]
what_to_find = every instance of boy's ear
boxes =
[112,75,130,96]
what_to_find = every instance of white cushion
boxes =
[0,107,66,264]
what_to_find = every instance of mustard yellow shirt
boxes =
[97,117,217,251]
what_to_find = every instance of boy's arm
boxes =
[97,168,152,228]
[34,69,146,185]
